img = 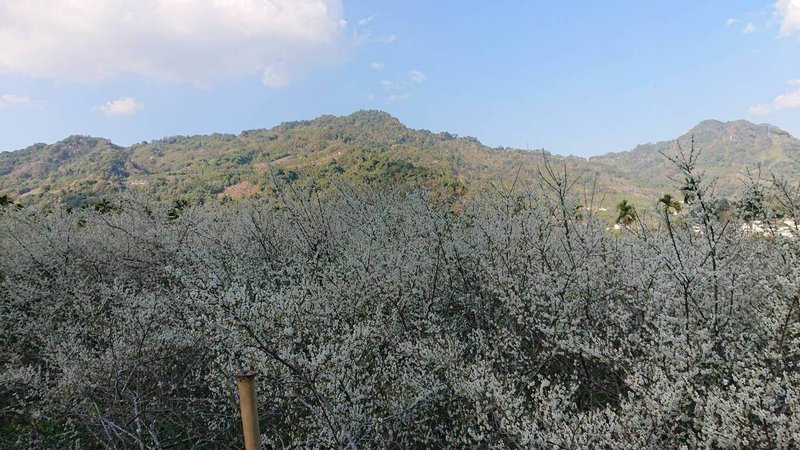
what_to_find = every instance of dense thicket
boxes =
[1,157,799,448]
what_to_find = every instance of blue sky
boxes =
[1,1,799,156]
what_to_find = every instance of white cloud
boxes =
[0,94,33,108]
[386,93,409,103]
[0,0,348,87]
[94,97,143,116]
[370,61,384,70]
[409,70,427,84]
[380,79,398,88]
[375,34,397,43]
[743,23,757,33]
[726,18,741,26]
[775,0,800,36]
[358,15,374,26]
[752,80,800,113]
[748,104,772,115]
[354,31,397,45]
[775,89,800,109]
[260,64,290,88]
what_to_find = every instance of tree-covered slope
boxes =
[591,119,800,196]
[0,111,622,207]
[0,136,139,207]
[1,111,798,208]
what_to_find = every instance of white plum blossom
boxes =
[0,153,798,447]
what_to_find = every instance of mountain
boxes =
[0,136,133,207]
[0,111,798,209]
[0,111,616,208]
[591,119,800,196]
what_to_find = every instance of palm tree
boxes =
[616,200,637,226]
[93,198,115,214]
[658,194,681,215]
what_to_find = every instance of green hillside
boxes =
[1,111,798,209]
[591,119,800,196]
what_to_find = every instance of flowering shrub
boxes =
[1,157,798,448]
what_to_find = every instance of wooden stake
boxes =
[235,370,262,450]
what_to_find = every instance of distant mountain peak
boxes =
[687,119,793,140]
[347,109,399,121]
[591,117,800,196]
[57,135,120,149]
[693,118,725,128]
[323,110,406,129]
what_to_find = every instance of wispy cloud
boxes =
[743,22,757,33]
[748,104,772,115]
[94,97,143,116]
[726,18,741,26]
[378,69,427,102]
[375,34,397,43]
[775,89,800,109]
[747,78,800,114]
[0,94,33,109]
[355,32,397,45]
[358,15,375,26]
[0,0,349,88]
[370,61,384,70]
[409,70,427,84]
[387,93,410,103]
[260,64,291,88]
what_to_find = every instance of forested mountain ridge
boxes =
[591,119,800,196]
[1,110,798,208]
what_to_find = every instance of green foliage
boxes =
[93,198,117,214]
[1,112,799,217]
[739,169,769,222]
[615,199,637,225]
[658,194,681,213]
[592,120,800,198]
[167,199,189,221]
[274,168,299,184]
[681,177,699,204]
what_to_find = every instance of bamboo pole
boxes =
[235,370,262,450]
